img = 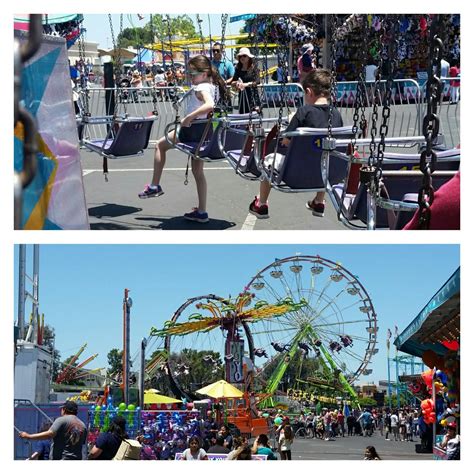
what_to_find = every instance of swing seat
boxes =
[264,126,354,192]
[168,113,256,162]
[83,117,155,159]
[331,149,460,229]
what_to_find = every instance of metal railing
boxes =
[77,78,460,151]
[78,85,186,144]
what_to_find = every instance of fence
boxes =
[78,78,460,151]
[14,400,89,460]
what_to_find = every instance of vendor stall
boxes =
[395,268,460,460]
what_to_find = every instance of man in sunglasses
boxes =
[211,42,235,84]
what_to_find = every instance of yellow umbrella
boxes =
[143,391,182,405]
[195,380,244,399]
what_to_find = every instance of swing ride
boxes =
[149,255,378,409]
[15,13,461,230]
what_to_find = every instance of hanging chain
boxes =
[328,14,338,139]
[165,14,179,111]
[351,15,367,149]
[108,14,123,118]
[149,15,159,116]
[219,13,229,111]
[196,15,205,55]
[248,15,263,122]
[276,16,290,134]
[418,14,443,229]
[77,22,90,116]
[375,15,398,175]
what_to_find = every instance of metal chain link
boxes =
[196,15,205,55]
[418,14,443,229]
[375,15,398,174]
[328,15,339,139]
[275,16,290,134]
[351,15,368,149]
[77,22,90,116]
[165,14,179,111]
[219,13,230,111]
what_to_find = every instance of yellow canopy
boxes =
[196,379,244,399]
[143,390,181,404]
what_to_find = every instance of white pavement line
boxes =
[81,167,232,173]
[241,213,257,230]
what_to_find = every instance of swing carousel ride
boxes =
[149,255,378,409]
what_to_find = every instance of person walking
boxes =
[88,416,126,459]
[448,60,460,104]
[19,400,87,460]
[390,411,400,441]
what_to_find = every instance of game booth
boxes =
[395,267,460,460]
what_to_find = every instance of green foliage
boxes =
[117,15,197,48]
[358,396,378,408]
[146,349,224,396]
[107,348,123,378]
[259,354,323,392]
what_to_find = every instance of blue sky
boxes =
[83,14,245,50]
[14,244,459,386]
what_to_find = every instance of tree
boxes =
[107,348,124,379]
[359,396,378,408]
[259,352,327,392]
[117,15,197,49]
[145,349,224,397]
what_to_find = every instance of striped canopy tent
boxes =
[14,14,84,49]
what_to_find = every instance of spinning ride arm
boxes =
[307,326,359,403]
[261,326,311,407]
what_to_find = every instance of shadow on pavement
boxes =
[90,222,133,230]
[88,203,142,218]
[136,216,237,230]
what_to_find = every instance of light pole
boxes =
[122,289,132,405]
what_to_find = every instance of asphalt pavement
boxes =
[81,147,348,231]
[284,432,431,460]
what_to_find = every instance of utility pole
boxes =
[17,245,26,339]
[139,338,147,409]
[122,289,132,405]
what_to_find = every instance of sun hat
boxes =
[236,47,255,58]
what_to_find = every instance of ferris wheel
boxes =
[245,255,378,400]
[150,255,377,403]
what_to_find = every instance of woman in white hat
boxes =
[231,47,260,113]
[297,43,315,83]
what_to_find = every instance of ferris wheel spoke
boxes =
[314,325,368,340]
[313,318,371,328]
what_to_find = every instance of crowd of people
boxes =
[18,400,460,461]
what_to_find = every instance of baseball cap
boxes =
[61,400,78,414]
[301,43,314,54]
[447,422,457,429]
